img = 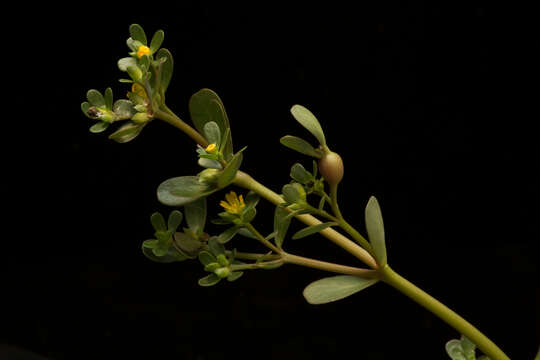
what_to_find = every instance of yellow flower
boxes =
[220,191,246,214]
[205,143,217,154]
[136,45,151,58]
[131,83,147,98]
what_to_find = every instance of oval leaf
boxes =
[129,24,147,45]
[274,206,292,248]
[303,275,379,305]
[445,340,466,360]
[150,29,165,53]
[217,152,243,188]
[290,105,326,146]
[104,87,113,110]
[142,243,186,263]
[218,226,239,244]
[113,99,136,119]
[189,89,233,160]
[203,121,221,146]
[290,163,314,184]
[365,196,387,266]
[108,122,145,143]
[167,210,183,232]
[150,212,167,232]
[280,135,321,158]
[118,57,137,72]
[198,250,217,266]
[198,273,221,287]
[89,122,109,133]
[184,197,207,236]
[86,89,105,107]
[292,222,337,240]
[157,176,218,206]
[227,271,243,282]
[173,232,201,258]
[155,48,173,93]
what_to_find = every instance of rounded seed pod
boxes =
[318,151,344,185]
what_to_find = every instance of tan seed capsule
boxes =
[318,151,344,185]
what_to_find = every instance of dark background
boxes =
[3,2,538,359]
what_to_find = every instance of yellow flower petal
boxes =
[136,45,151,59]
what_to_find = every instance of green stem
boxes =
[244,223,281,254]
[154,107,208,147]
[226,250,281,261]
[231,259,284,271]
[380,265,510,360]
[282,253,378,278]
[234,171,378,269]
[329,183,373,253]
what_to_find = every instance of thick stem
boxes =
[234,171,378,269]
[380,265,510,360]
[154,108,208,147]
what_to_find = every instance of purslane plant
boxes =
[81,24,516,360]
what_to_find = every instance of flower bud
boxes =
[198,168,221,185]
[214,267,231,279]
[318,151,344,185]
[132,112,150,124]
[216,254,229,267]
[205,143,218,154]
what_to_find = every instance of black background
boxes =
[3,2,538,359]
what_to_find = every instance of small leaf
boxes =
[89,122,109,133]
[227,271,243,282]
[157,176,218,206]
[446,339,466,360]
[198,273,221,287]
[174,232,201,257]
[218,226,239,244]
[129,24,147,45]
[150,29,164,53]
[142,244,186,263]
[237,227,258,239]
[303,275,378,305]
[292,222,337,240]
[150,212,167,232]
[208,237,226,257]
[365,196,387,266]
[81,102,91,118]
[274,206,292,248]
[118,57,137,72]
[167,210,183,232]
[242,207,257,223]
[282,183,302,204]
[203,121,221,146]
[217,152,243,188]
[142,239,158,249]
[460,336,476,360]
[198,157,222,169]
[219,127,231,159]
[184,197,207,236]
[290,105,326,146]
[290,163,314,184]
[86,89,105,107]
[198,251,217,266]
[108,122,145,143]
[155,48,173,93]
[280,135,321,158]
[245,191,260,208]
[104,87,113,110]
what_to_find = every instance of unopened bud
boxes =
[198,168,220,185]
[318,151,344,185]
[205,143,218,154]
[214,267,231,279]
[132,112,150,124]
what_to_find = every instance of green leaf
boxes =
[274,206,292,248]
[203,121,221,145]
[198,157,222,169]
[157,176,218,206]
[108,122,145,143]
[86,89,105,107]
[139,54,150,71]
[290,163,314,184]
[245,191,260,209]
[150,29,164,53]
[104,87,113,110]
[81,102,91,118]
[173,232,201,258]
[118,57,137,72]
[150,212,167,232]
[155,48,173,93]
[217,152,243,188]
[365,196,387,266]
[184,197,207,236]
[129,24,147,45]
[89,122,109,133]
[460,336,476,360]
[198,250,217,266]
[282,183,302,204]
[446,339,466,360]
[142,239,158,249]
[237,227,258,239]
[198,273,221,287]
[227,271,243,282]
[142,243,186,263]
[292,222,337,240]
[242,207,257,223]
[167,210,183,232]
[290,105,326,146]
[280,135,322,158]
[218,226,239,244]
[208,237,225,257]
[189,89,233,160]
[303,275,379,305]
[112,99,136,119]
